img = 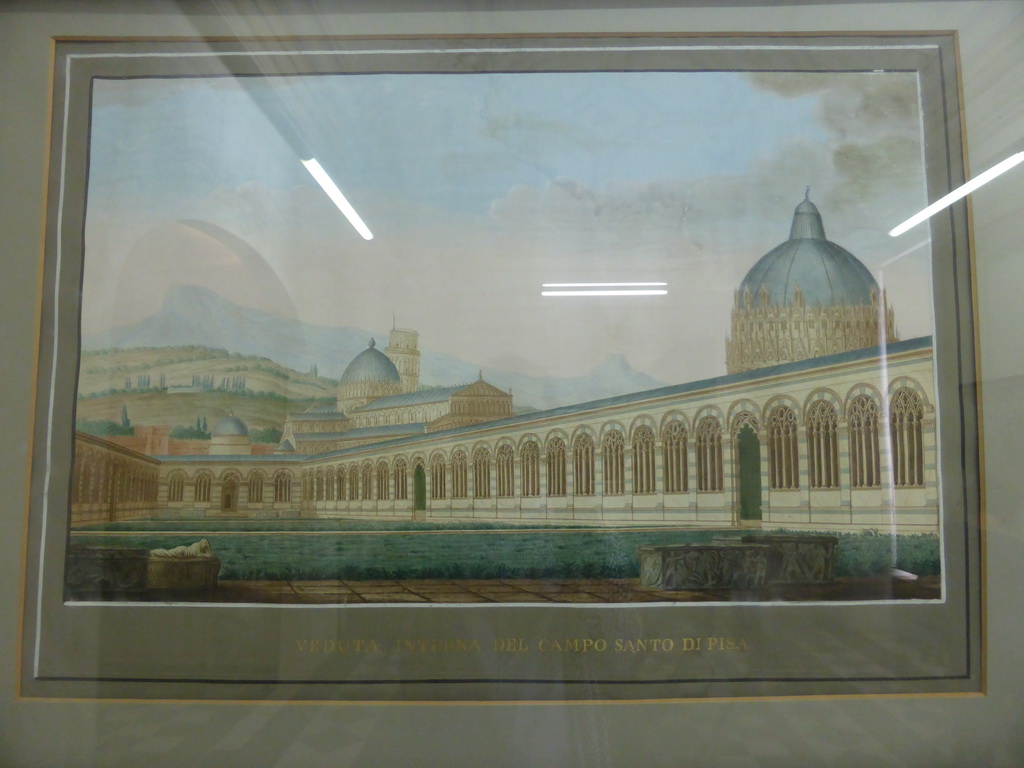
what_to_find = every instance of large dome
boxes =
[211,415,248,437]
[725,191,898,375]
[738,194,879,308]
[340,339,401,385]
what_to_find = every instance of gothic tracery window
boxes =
[890,387,925,487]
[394,459,408,500]
[274,471,292,502]
[602,430,625,495]
[573,434,595,496]
[348,465,359,501]
[768,406,799,489]
[521,441,540,498]
[473,447,491,498]
[807,400,839,489]
[848,395,881,488]
[451,450,468,498]
[662,421,687,493]
[547,437,566,497]
[496,444,515,497]
[168,471,186,503]
[632,426,656,495]
[248,472,264,504]
[430,455,446,499]
[696,416,723,492]
[376,460,390,501]
[361,463,373,500]
[194,472,212,503]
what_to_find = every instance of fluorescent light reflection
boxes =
[880,239,930,268]
[542,282,667,288]
[888,151,1024,237]
[542,290,668,297]
[301,158,374,240]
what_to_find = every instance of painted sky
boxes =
[82,68,933,383]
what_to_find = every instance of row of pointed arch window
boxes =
[167,471,294,503]
[72,453,160,506]
[302,388,925,501]
[306,459,412,503]
[306,428,688,502]
[161,389,924,507]
[759,390,923,490]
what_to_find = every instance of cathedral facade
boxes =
[279,328,513,454]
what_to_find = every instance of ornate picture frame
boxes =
[19,32,981,702]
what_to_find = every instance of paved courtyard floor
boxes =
[129,575,941,604]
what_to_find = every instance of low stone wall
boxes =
[66,543,220,596]
[66,546,150,595]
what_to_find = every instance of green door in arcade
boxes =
[413,464,427,513]
[736,424,762,521]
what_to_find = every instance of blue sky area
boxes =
[82,69,930,383]
[88,72,825,217]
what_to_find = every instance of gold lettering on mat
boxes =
[294,636,750,654]
[294,639,382,653]
[393,638,483,653]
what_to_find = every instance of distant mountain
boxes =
[83,284,668,410]
[83,285,374,378]
[474,353,667,412]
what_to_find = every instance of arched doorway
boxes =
[736,424,762,522]
[221,475,239,513]
[413,463,427,516]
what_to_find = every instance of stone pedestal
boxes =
[147,557,221,589]
[66,546,149,595]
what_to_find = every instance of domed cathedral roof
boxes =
[737,190,880,309]
[725,190,899,375]
[337,338,404,414]
[209,414,252,455]
[340,338,402,385]
[211,415,249,437]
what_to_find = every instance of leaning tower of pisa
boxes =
[385,326,420,394]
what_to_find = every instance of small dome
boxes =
[340,339,401,385]
[211,415,249,437]
[738,193,878,308]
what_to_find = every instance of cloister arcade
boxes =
[70,338,939,533]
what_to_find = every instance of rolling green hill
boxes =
[76,346,337,431]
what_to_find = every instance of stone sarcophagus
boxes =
[639,535,838,590]
[742,534,838,585]
[639,543,771,590]
[146,538,220,590]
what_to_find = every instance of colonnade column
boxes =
[721,434,734,520]
[797,424,810,509]
[623,444,634,510]
[758,428,770,519]
[838,422,852,510]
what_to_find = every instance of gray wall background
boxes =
[1,2,1021,765]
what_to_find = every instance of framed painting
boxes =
[19,32,981,701]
